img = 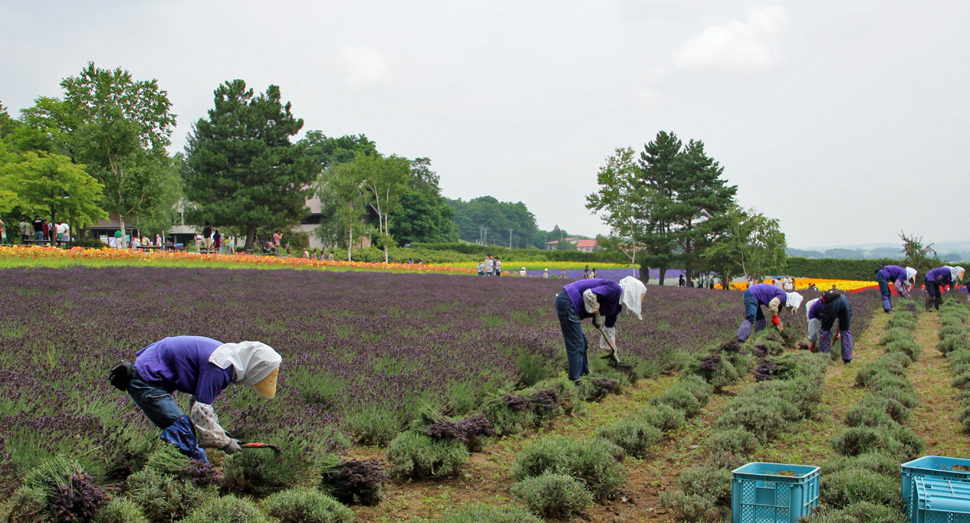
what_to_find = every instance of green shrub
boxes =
[831,427,884,457]
[867,374,913,393]
[941,314,967,327]
[659,491,717,522]
[886,315,917,331]
[637,405,685,432]
[678,374,714,406]
[831,426,924,460]
[222,450,299,497]
[758,376,824,419]
[702,452,746,471]
[725,350,757,375]
[809,501,908,523]
[858,395,911,424]
[820,469,903,510]
[879,327,913,346]
[844,403,900,429]
[873,384,918,409]
[95,498,150,523]
[855,360,907,387]
[939,333,970,355]
[595,417,663,458]
[679,466,732,506]
[715,395,802,442]
[180,495,270,523]
[881,351,913,368]
[385,431,468,479]
[883,339,922,362]
[652,387,702,418]
[705,428,759,456]
[820,451,901,479]
[939,325,967,340]
[952,372,970,391]
[262,487,355,523]
[126,468,207,523]
[510,474,593,519]
[885,427,925,460]
[510,436,626,499]
[434,503,542,523]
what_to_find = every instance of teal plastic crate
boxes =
[903,456,970,506]
[731,462,819,523]
[912,476,970,523]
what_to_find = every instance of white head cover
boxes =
[952,266,966,281]
[209,342,282,394]
[786,292,804,311]
[619,276,647,320]
[905,267,917,282]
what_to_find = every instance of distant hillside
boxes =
[788,245,969,263]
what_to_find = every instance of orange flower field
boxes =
[731,277,878,292]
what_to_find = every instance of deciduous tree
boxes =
[23,63,176,247]
[702,206,787,285]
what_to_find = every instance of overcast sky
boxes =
[2,0,967,249]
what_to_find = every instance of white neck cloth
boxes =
[209,341,281,386]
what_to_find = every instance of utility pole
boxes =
[509,229,513,249]
[483,228,488,246]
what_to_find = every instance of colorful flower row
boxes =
[0,246,475,274]
[731,278,878,292]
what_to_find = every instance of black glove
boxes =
[222,439,242,455]
[592,313,604,328]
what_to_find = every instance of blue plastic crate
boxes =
[912,476,970,523]
[731,462,819,523]
[903,456,970,506]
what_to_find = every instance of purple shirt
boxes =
[807,299,824,320]
[133,336,233,404]
[748,283,787,307]
[563,279,622,328]
[879,265,907,283]
[927,267,953,286]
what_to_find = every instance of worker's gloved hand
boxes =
[592,313,605,328]
[771,315,780,327]
[222,439,242,455]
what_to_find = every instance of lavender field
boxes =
[0,267,878,493]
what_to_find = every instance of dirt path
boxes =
[907,312,970,457]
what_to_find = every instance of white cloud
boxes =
[339,46,390,85]
[672,7,790,71]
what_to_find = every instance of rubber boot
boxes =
[926,296,935,312]
[841,330,853,363]
[736,320,752,342]
[935,295,943,311]
[818,330,833,354]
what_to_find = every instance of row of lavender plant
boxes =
[936,298,970,431]
[813,298,924,522]
[0,266,745,492]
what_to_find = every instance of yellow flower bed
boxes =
[731,278,877,292]
[451,260,633,271]
[0,246,474,274]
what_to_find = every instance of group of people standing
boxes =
[477,255,503,276]
[8,215,72,245]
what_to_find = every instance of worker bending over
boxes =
[806,291,853,364]
[736,283,804,342]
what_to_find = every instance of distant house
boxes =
[545,237,581,251]
[576,239,600,253]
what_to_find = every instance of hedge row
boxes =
[785,257,902,281]
[410,242,629,264]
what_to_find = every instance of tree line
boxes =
[587,131,787,285]
[1,62,566,256]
